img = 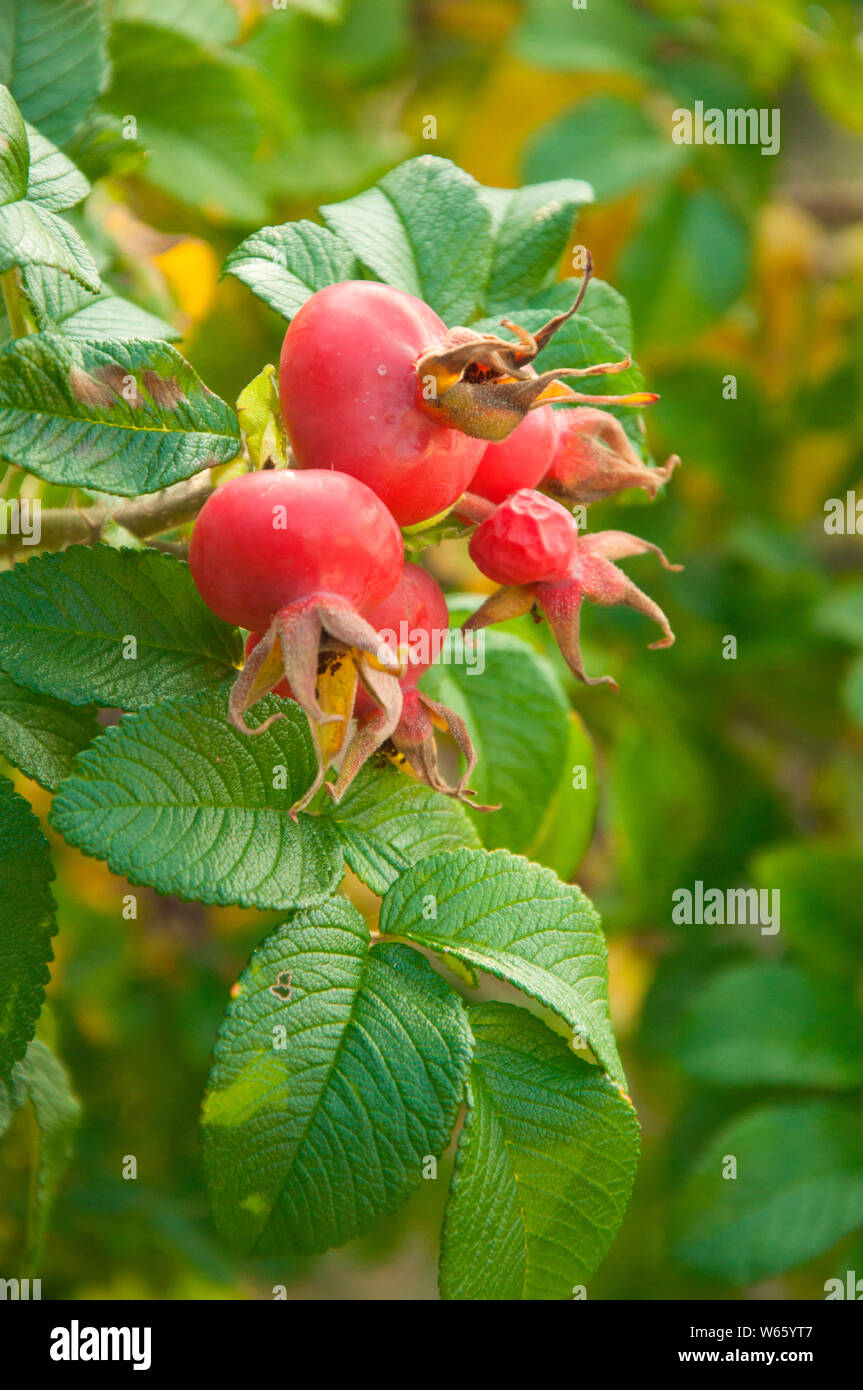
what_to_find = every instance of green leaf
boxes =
[379,846,624,1083]
[18,1039,81,1271]
[677,962,863,1090]
[202,898,472,1254]
[511,0,652,79]
[534,313,642,395]
[814,582,863,647]
[236,364,288,469]
[104,24,268,224]
[528,275,634,354]
[0,85,31,204]
[523,96,685,203]
[0,86,98,291]
[0,200,99,291]
[618,186,750,345]
[50,690,342,911]
[440,1003,639,1300]
[421,632,570,855]
[0,0,109,146]
[113,0,241,44]
[0,546,242,709]
[0,83,96,288]
[321,155,494,325]
[478,178,592,314]
[609,717,712,924]
[61,111,146,185]
[321,761,481,896]
[223,220,359,321]
[674,1101,863,1282]
[0,776,55,1078]
[0,1062,26,1137]
[2,263,178,349]
[0,335,240,494]
[842,653,863,726]
[24,123,89,211]
[286,0,344,17]
[525,712,598,879]
[0,672,100,791]
[750,841,863,978]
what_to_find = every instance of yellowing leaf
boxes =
[236,364,288,468]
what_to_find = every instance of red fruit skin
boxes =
[468,406,559,504]
[279,281,486,527]
[469,489,577,587]
[355,563,449,715]
[189,468,403,632]
[365,562,449,685]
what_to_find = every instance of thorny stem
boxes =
[0,468,217,558]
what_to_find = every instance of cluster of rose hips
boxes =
[190,263,680,815]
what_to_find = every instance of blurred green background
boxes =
[3,0,863,1299]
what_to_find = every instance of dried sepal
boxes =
[461,583,536,632]
[543,407,680,504]
[415,252,657,443]
[328,686,495,809]
[532,582,618,690]
[228,593,404,815]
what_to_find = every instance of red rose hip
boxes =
[279,281,486,527]
[469,406,560,505]
[190,469,405,813]
[469,489,577,587]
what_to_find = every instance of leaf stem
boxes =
[1,268,31,339]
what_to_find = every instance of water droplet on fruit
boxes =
[377,365,387,375]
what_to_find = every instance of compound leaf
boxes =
[223,220,358,321]
[478,178,593,314]
[523,95,683,204]
[527,276,633,354]
[0,335,240,494]
[203,899,472,1254]
[379,846,623,1083]
[0,200,99,290]
[0,775,56,1078]
[0,545,241,709]
[18,1039,81,1270]
[750,841,863,978]
[0,84,31,204]
[3,263,178,349]
[0,672,100,791]
[103,23,267,224]
[674,1101,863,1282]
[322,761,481,896]
[525,711,598,880]
[440,1003,639,1300]
[0,0,108,146]
[112,0,240,45]
[50,690,342,911]
[677,961,863,1090]
[24,124,89,212]
[321,155,493,325]
[421,632,570,856]
[0,85,98,290]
